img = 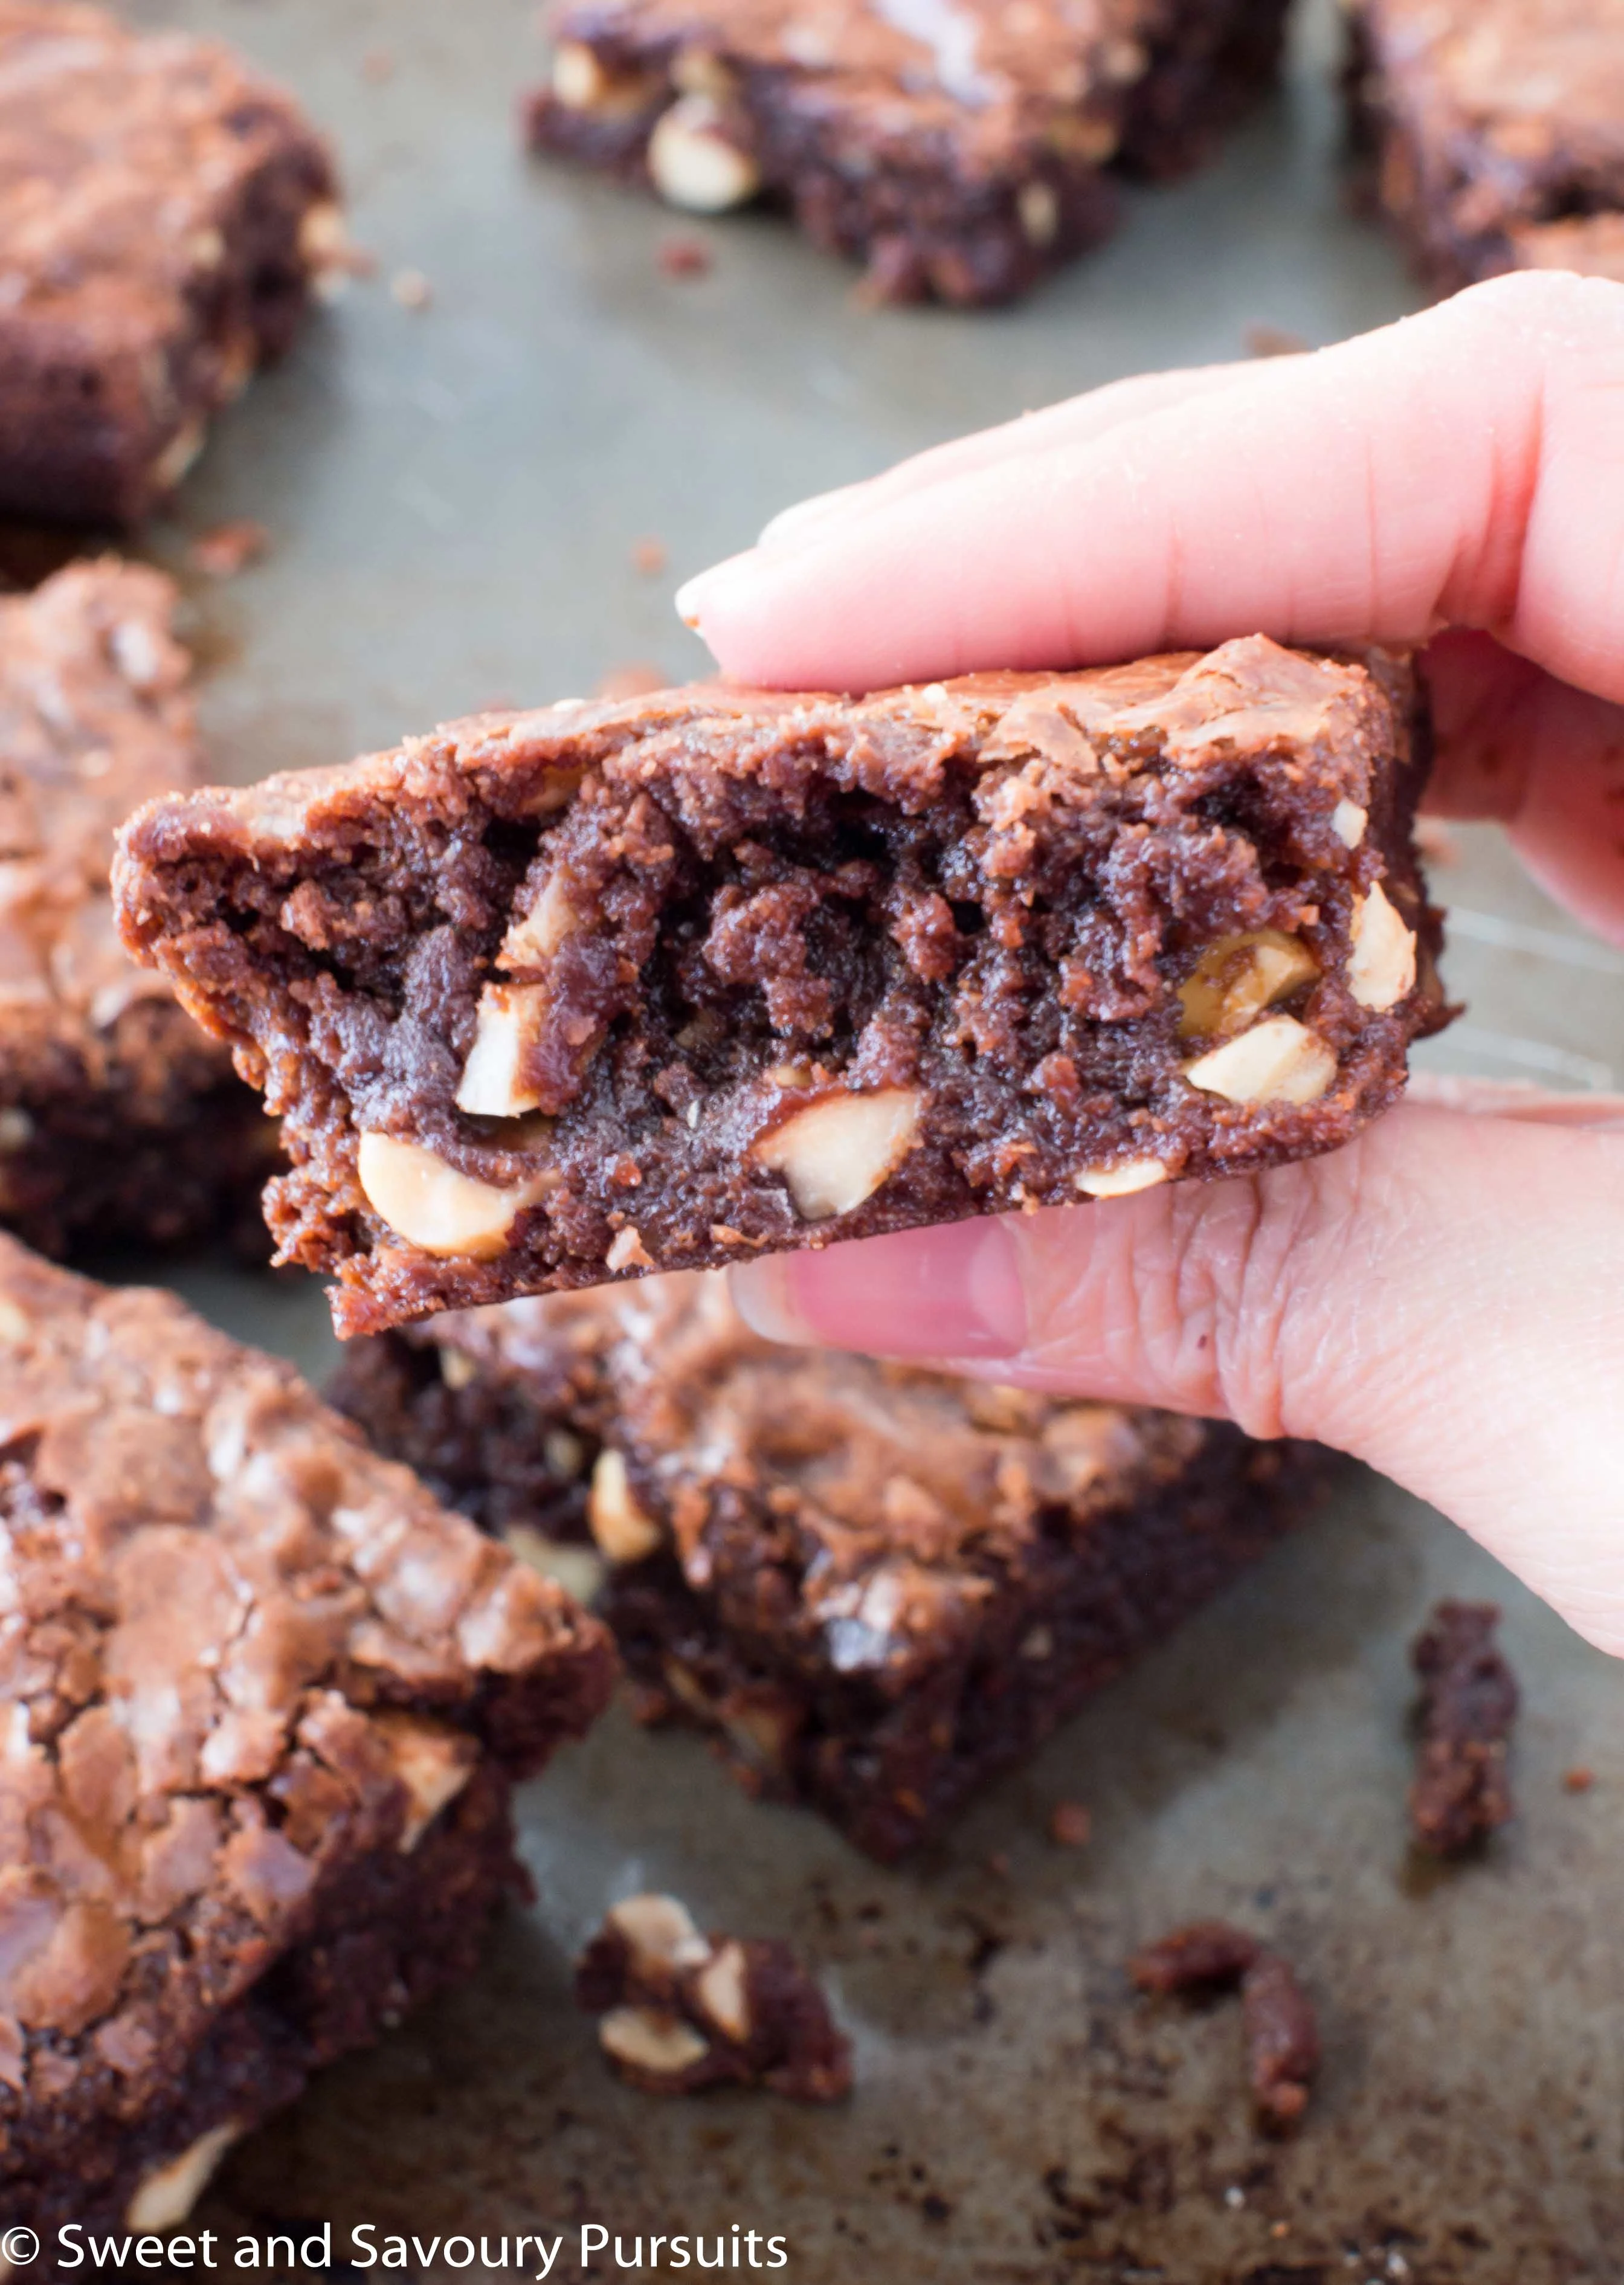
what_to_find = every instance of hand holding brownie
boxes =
[686,273,1624,1658]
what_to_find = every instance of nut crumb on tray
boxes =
[577,1893,850,2101]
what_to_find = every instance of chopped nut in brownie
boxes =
[1409,1600,1518,1857]
[1348,0,1624,289]
[1129,1921,1318,2130]
[335,1271,1323,1859]
[115,642,1445,1337]
[0,1233,616,2240]
[0,2,343,524]
[0,560,276,1257]
[529,0,1292,306]
[578,1893,850,2101]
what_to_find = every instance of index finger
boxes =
[678,272,1624,703]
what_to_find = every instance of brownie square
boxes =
[334,1273,1321,1860]
[528,0,1290,305]
[1348,0,1624,288]
[0,1231,616,2240]
[0,1,341,524]
[115,640,1447,1337]
[0,559,276,1257]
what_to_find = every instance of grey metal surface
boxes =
[92,0,1624,2273]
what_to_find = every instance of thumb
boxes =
[731,1098,1624,1656]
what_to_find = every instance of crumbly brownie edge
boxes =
[0,1000,279,1258]
[5,1765,520,2242]
[529,0,1288,305]
[116,649,1445,1337]
[609,1431,1324,1859]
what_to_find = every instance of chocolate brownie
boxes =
[115,640,1447,1338]
[337,1272,1321,1860]
[0,1231,615,2242]
[577,1892,850,2100]
[529,0,1290,305]
[0,2,342,524]
[0,559,275,1257]
[1408,1600,1518,1857]
[1347,0,1624,289]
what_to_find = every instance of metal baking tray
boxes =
[88,0,1624,2272]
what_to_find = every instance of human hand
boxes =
[675,272,1624,1656]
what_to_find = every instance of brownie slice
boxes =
[338,1272,1321,1860]
[0,2,343,524]
[0,1231,615,2241]
[529,0,1290,305]
[0,559,276,1258]
[115,640,1447,1338]
[1347,0,1624,288]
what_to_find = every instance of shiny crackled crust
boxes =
[1347,0,1624,288]
[0,561,272,1256]
[528,0,1290,305]
[0,1,341,523]
[115,639,1446,1339]
[338,1273,1321,1858]
[0,1234,615,2235]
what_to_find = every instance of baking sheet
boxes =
[84,0,1624,2272]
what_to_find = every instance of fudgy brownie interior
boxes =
[117,640,1445,1334]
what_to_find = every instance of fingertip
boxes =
[728,1253,811,1346]
[733,1218,1028,1360]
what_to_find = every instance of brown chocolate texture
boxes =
[0,559,273,1257]
[0,1233,616,2237]
[0,1,341,523]
[529,0,1291,305]
[1348,0,1624,288]
[115,640,1446,1339]
[334,1271,1323,1858]
[1408,1599,1518,1857]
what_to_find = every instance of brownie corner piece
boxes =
[1347,0,1624,289]
[115,639,1444,1338]
[0,1230,616,2240]
[0,1,344,523]
[526,0,1289,305]
[0,556,275,1257]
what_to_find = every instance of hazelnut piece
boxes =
[373,1713,475,1852]
[1075,1156,1168,1198]
[356,1132,543,1259]
[1178,930,1320,1041]
[751,1086,924,1221]
[1346,880,1417,1011]
[588,1450,664,1564]
[1331,798,1368,847]
[648,95,760,213]
[125,2122,240,2231]
[694,1941,752,2042]
[454,984,548,1117]
[599,2005,710,2078]
[1182,1016,1336,1107]
[608,1893,710,1974]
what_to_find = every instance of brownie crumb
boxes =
[1128,1920,1260,1994]
[1048,1801,1093,1848]
[1562,1767,1596,1796]
[594,660,669,702]
[1409,1600,1518,1857]
[190,519,269,577]
[1245,323,1309,358]
[1128,1921,1318,2131]
[630,536,668,576]
[391,267,433,309]
[1240,1951,1320,2130]
[578,1893,851,2103]
[659,233,712,278]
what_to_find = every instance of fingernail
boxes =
[730,1218,1027,1360]
[673,550,752,636]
